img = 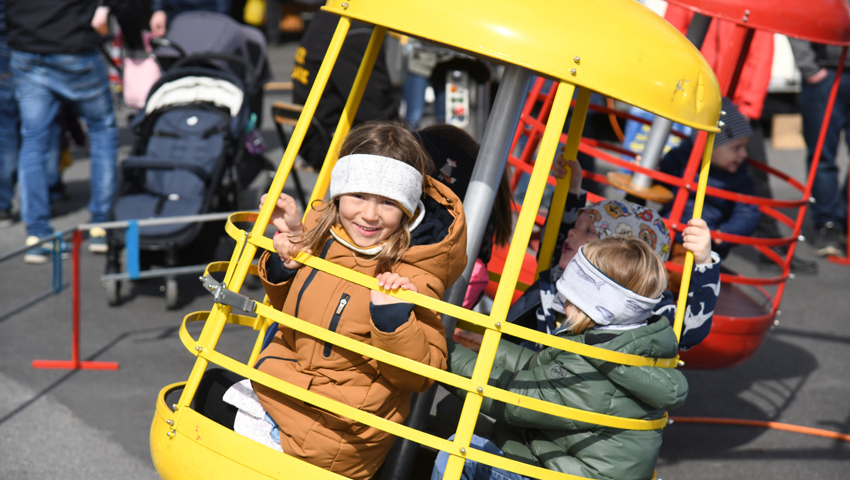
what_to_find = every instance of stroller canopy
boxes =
[155,11,273,89]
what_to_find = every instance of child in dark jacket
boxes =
[433,237,688,480]
[659,97,761,261]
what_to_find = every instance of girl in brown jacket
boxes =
[197,120,468,479]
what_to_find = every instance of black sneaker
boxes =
[758,247,819,275]
[814,222,846,257]
[0,209,13,228]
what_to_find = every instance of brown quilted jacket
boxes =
[254,177,467,479]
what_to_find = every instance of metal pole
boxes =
[379,65,533,480]
[443,64,534,334]
[629,13,712,189]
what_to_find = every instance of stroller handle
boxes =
[150,37,189,58]
[169,52,258,93]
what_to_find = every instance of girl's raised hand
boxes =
[261,193,303,235]
[371,272,418,305]
[272,229,310,269]
[682,218,712,265]
[552,158,583,194]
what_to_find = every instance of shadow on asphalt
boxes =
[0,330,132,427]
[661,336,819,456]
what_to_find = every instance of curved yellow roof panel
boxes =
[323,0,721,132]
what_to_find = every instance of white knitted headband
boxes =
[556,246,661,326]
[329,154,423,218]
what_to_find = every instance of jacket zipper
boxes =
[293,238,335,345]
[324,293,351,357]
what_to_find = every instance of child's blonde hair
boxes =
[564,237,667,334]
[297,120,434,271]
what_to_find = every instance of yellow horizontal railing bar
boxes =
[301,252,677,368]
[204,261,260,279]
[487,270,530,292]
[220,218,679,369]
[180,305,667,432]
[177,313,616,480]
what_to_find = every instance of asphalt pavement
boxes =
[1,40,848,480]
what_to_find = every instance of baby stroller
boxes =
[105,12,272,309]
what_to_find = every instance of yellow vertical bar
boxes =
[673,132,714,340]
[537,86,591,276]
[248,296,275,366]
[310,25,388,206]
[178,231,246,408]
[221,228,247,292]
[173,17,354,417]
[226,18,353,297]
[175,302,235,410]
[253,17,351,236]
[441,82,575,480]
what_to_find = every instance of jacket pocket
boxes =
[324,293,351,357]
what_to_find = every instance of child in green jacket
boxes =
[433,237,688,480]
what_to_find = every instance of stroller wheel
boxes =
[106,280,122,306]
[105,263,122,307]
[165,277,179,310]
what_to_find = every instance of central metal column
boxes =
[379,64,533,480]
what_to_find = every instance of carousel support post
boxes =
[378,65,533,480]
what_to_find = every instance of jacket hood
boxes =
[402,176,468,289]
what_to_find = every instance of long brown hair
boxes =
[296,120,434,271]
[564,237,667,334]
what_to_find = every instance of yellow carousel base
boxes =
[150,382,346,480]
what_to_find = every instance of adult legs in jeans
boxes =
[798,69,850,229]
[403,73,430,128]
[0,40,18,219]
[431,434,527,480]
[747,120,818,273]
[12,49,118,238]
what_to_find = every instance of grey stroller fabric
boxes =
[115,105,231,238]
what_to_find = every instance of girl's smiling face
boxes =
[558,211,599,269]
[338,193,404,247]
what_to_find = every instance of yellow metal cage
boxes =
[150,1,722,479]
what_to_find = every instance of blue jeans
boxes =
[402,72,446,127]
[431,434,527,480]
[0,38,18,212]
[799,69,850,228]
[11,49,117,237]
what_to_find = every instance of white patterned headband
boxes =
[556,246,662,326]
[329,154,423,218]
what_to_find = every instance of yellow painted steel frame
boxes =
[151,1,724,478]
[673,132,715,341]
[536,87,593,277]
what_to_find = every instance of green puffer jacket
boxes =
[446,317,688,480]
